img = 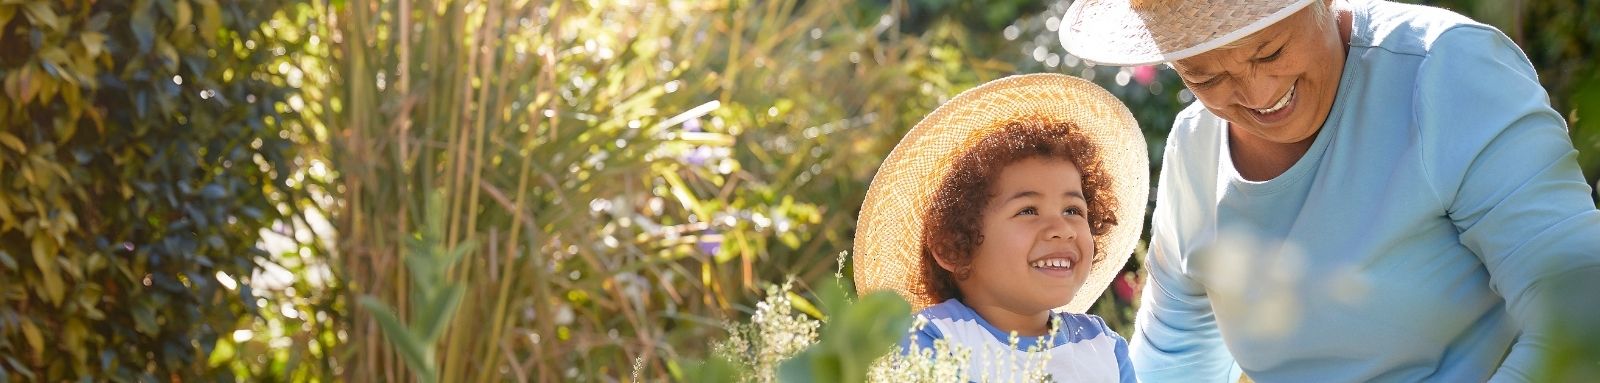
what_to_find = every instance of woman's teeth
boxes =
[1254,83,1295,114]
[1031,258,1073,269]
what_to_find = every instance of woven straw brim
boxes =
[853,74,1148,314]
[1060,0,1315,66]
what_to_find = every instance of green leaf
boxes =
[31,235,65,305]
[831,291,910,357]
[787,290,824,320]
[156,40,180,72]
[360,296,436,381]
[201,184,226,199]
[0,6,14,30]
[20,319,44,361]
[4,64,42,104]
[174,0,192,29]
[0,132,25,154]
[674,356,743,382]
[80,32,108,58]
[206,339,236,367]
[415,285,463,343]
[131,301,160,335]
[0,250,16,270]
[84,11,109,31]
[131,0,155,53]
[196,0,220,44]
[22,2,59,31]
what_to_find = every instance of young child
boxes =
[853,74,1147,382]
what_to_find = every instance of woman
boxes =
[1060,0,1600,382]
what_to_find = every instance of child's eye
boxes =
[1064,207,1084,216]
[1016,207,1037,216]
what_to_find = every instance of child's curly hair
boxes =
[918,119,1120,303]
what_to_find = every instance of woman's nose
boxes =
[1233,75,1282,109]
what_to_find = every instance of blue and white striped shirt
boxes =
[904,299,1136,382]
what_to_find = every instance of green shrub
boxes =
[0,0,304,380]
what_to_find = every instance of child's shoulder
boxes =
[915,299,979,321]
[1051,311,1123,343]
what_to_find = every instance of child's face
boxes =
[947,157,1095,314]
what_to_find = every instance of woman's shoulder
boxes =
[1355,0,1502,58]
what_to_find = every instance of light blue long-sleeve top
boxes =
[1133,0,1600,382]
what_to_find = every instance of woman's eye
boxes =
[1186,77,1219,89]
[1016,207,1037,216]
[1260,48,1284,62]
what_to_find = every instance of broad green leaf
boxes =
[673,356,742,382]
[4,64,41,104]
[174,0,192,29]
[206,339,236,367]
[20,319,44,361]
[80,32,108,58]
[31,235,65,305]
[131,0,155,53]
[0,132,26,154]
[22,2,59,31]
[360,296,436,382]
[0,6,14,30]
[201,184,226,199]
[787,290,824,320]
[0,250,16,270]
[156,40,179,72]
[416,285,464,343]
[133,302,163,336]
[196,0,220,44]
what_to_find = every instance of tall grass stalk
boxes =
[304,0,1009,380]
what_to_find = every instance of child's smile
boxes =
[1029,250,1081,278]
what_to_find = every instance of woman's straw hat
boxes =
[853,74,1148,313]
[1060,0,1317,66]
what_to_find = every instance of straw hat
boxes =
[1059,0,1317,66]
[853,74,1148,313]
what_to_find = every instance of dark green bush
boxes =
[0,0,300,380]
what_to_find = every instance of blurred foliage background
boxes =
[0,0,1594,381]
[0,0,335,381]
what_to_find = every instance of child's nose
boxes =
[1044,215,1078,241]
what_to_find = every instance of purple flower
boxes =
[684,146,712,166]
[697,230,722,256]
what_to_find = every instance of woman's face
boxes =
[1171,2,1346,146]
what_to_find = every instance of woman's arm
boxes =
[1415,25,1600,382]
[1130,141,1243,383]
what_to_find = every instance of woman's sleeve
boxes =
[1129,140,1243,383]
[1414,25,1600,383]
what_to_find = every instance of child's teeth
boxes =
[1032,259,1073,269]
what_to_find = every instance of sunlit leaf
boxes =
[30,235,65,305]
[0,132,26,154]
